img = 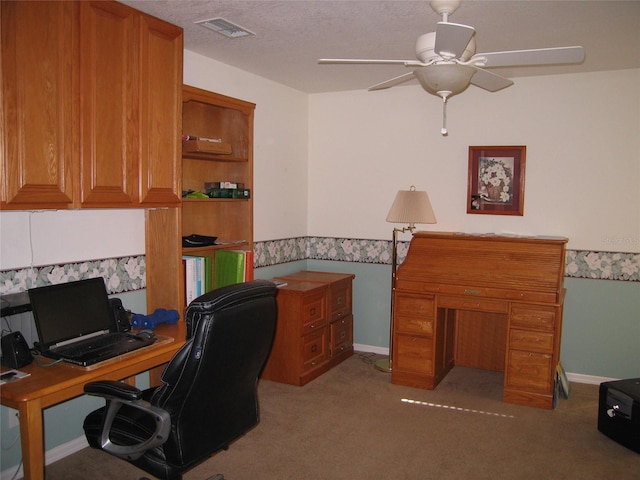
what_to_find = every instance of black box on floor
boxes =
[598,378,640,453]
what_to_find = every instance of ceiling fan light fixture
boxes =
[414,64,476,96]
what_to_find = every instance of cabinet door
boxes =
[138,13,182,205]
[79,1,137,206]
[1,1,78,209]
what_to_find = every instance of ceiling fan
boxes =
[318,0,585,135]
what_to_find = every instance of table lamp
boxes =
[374,185,437,373]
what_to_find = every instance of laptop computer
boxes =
[29,278,155,367]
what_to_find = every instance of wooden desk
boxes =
[391,232,567,409]
[0,322,185,480]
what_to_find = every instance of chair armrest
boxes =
[85,380,171,461]
[84,380,142,401]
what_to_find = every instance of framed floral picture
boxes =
[467,146,526,215]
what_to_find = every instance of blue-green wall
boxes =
[562,278,639,378]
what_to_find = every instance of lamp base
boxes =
[374,358,392,373]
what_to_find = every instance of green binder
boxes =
[214,250,245,288]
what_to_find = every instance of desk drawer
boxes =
[509,329,554,354]
[330,314,353,357]
[438,295,509,314]
[394,334,433,375]
[511,305,556,331]
[329,281,351,320]
[301,292,327,335]
[395,294,435,335]
[396,315,434,336]
[505,350,554,392]
[302,328,328,371]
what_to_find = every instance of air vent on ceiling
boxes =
[195,17,255,38]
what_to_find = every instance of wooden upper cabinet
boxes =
[79,1,182,207]
[1,1,79,209]
[1,0,182,210]
[137,13,182,206]
[79,1,138,206]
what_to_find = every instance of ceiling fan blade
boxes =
[469,67,514,92]
[368,72,416,91]
[472,46,585,68]
[318,58,423,66]
[434,22,475,59]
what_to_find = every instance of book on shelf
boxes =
[182,255,213,306]
[214,249,254,288]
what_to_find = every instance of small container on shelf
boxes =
[182,139,232,155]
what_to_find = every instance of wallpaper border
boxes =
[1,237,637,294]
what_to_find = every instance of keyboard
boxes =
[54,333,131,358]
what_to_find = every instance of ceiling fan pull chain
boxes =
[441,95,448,135]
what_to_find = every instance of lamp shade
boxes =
[386,186,437,227]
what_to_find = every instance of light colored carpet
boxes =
[46,352,640,479]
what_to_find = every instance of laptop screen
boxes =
[29,278,116,350]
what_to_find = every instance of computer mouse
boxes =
[136,330,156,341]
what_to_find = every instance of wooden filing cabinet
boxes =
[261,271,355,386]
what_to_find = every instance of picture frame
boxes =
[467,146,526,215]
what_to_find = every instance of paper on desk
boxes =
[0,369,30,385]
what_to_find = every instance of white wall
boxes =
[308,69,640,252]
[0,209,145,270]
[183,50,309,241]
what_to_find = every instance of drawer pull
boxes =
[311,345,317,353]
[464,289,481,295]
[309,307,317,316]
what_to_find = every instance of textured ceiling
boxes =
[122,0,640,93]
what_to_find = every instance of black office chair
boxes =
[83,280,278,480]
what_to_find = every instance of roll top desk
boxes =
[391,232,568,409]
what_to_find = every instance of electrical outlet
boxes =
[8,410,19,429]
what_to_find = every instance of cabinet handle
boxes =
[309,307,316,316]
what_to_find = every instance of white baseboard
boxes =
[1,436,88,480]
[354,343,388,356]
[566,372,618,385]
